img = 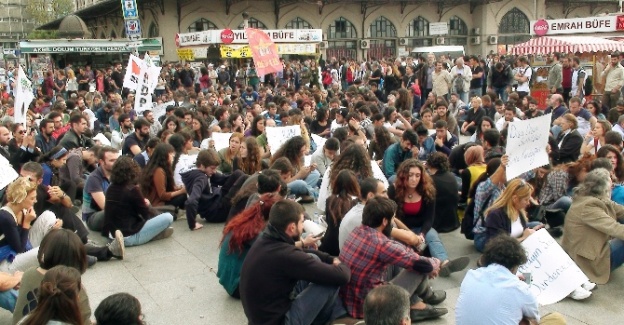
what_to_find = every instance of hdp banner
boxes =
[246,28,283,76]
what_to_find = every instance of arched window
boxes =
[188,18,218,32]
[328,17,357,39]
[407,16,429,37]
[148,23,159,38]
[238,17,267,29]
[498,8,531,45]
[369,16,396,38]
[448,16,467,35]
[110,30,117,39]
[285,17,312,29]
[100,31,106,39]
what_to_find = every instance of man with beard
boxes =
[339,197,447,322]
[59,114,95,150]
[35,119,57,154]
[525,97,544,119]
[82,146,119,231]
[240,200,350,325]
[121,119,151,157]
[601,52,624,110]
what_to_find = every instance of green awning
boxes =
[19,38,162,54]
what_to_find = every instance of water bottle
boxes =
[313,212,319,224]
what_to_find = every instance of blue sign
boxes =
[125,19,142,40]
[122,0,138,19]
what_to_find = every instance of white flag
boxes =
[13,66,33,126]
[123,54,144,90]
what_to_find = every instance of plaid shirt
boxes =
[339,225,433,319]
[538,170,569,206]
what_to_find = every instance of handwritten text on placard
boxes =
[506,113,551,180]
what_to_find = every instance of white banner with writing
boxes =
[506,114,551,180]
[265,126,302,155]
[518,229,589,305]
[174,154,198,187]
[13,66,33,126]
[0,163,18,191]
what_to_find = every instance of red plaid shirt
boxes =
[339,225,433,318]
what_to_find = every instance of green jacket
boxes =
[217,232,256,297]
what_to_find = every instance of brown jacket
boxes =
[145,167,175,207]
[561,195,624,284]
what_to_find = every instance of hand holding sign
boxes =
[506,114,551,180]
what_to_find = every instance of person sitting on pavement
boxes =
[59,114,94,150]
[34,119,57,155]
[140,143,187,216]
[382,129,419,183]
[227,167,288,222]
[94,292,144,325]
[134,138,161,169]
[340,196,448,322]
[58,146,98,202]
[360,285,412,325]
[121,118,151,157]
[240,199,350,325]
[319,170,359,256]
[270,136,319,203]
[431,120,458,156]
[456,235,567,325]
[0,271,22,313]
[82,146,119,232]
[102,156,175,247]
[311,137,340,179]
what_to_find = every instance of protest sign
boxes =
[311,134,326,151]
[212,132,233,151]
[153,101,174,119]
[0,164,18,191]
[505,113,551,180]
[13,66,33,126]
[246,28,283,76]
[123,55,143,89]
[265,126,301,155]
[518,229,589,305]
[173,154,198,187]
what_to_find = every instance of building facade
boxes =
[0,0,35,55]
[39,0,620,62]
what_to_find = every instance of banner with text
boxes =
[246,28,283,77]
[505,113,551,180]
[220,45,252,58]
[13,66,33,126]
[266,126,301,155]
[518,229,589,305]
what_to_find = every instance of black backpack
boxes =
[460,194,493,240]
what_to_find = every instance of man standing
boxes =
[561,57,573,103]
[488,62,512,103]
[469,56,484,99]
[82,147,119,231]
[340,197,447,322]
[240,200,351,325]
[59,115,95,150]
[514,56,533,100]
[601,52,624,110]
[35,119,57,154]
[547,53,563,95]
[571,57,586,99]
[122,119,151,157]
[450,58,472,104]
[432,62,451,101]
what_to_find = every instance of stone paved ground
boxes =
[0,201,622,325]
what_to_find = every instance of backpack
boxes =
[523,65,535,88]
[460,194,493,240]
[584,74,593,96]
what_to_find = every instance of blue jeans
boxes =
[288,170,320,198]
[0,289,17,312]
[610,239,624,271]
[547,196,572,214]
[412,95,422,114]
[412,226,448,262]
[469,88,482,99]
[124,213,174,247]
[493,87,508,102]
[458,91,469,105]
[284,254,342,325]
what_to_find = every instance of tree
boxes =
[27,30,59,39]
[25,0,74,26]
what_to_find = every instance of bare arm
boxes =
[91,191,106,210]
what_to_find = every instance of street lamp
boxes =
[242,12,249,29]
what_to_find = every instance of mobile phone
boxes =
[522,272,532,285]
[314,231,325,238]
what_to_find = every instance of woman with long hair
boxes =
[586,100,606,120]
[271,136,319,201]
[582,119,612,156]
[229,113,245,134]
[245,115,265,138]
[368,125,395,162]
[420,108,434,130]
[289,109,314,154]
[190,114,210,147]
[218,133,244,174]
[460,145,487,204]
[103,157,174,246]
[232,138,262,175]
[320,170,359,256]
[163,116,180,133]
[597,145,624,183]
[310,107,331,138]
[388,159,469,276]
[218,193,281,298]
[140,143,186,211]
[427,153,459,233]
[469,116,494,144]
[396,88,413,113]
[18,265,83,325]
[38,146,69,187]
[65,69,78,97]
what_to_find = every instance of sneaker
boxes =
[298,195,315,204]
[107,230,125,260]
[568,287,592,300]
[439,256,470,277]
[152,227,174,241]
[582,281,597,291]
[410,305,448,321]
[87,255,97,267]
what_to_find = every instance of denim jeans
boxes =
[469,88,482,99]
[546,196,572,214]
[474,231,487,253]
[124,213,174,247]
[458,91,469,104]
[610,239,624,271]
[0,289,17,312]
[284,254,341,325]
[493,87,508,102]
[412,226,449,262]
[288,170,320,198]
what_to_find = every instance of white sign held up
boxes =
[265,126,301,155]
[505,113,551,180]
[211,132,233,152]
[519,229,589,305]
[0,164,18,191]
[174,154,198,187]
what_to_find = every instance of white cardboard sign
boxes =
[265,126,301,155]
[506,113,551,180]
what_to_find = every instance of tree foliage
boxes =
[27,30,59,39]
[25,0,74,25]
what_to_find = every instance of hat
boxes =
[338,108,349,119]
[220,65,225,69]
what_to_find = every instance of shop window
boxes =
[148,23,159,38]
[328,17,357,39]
[407,16,429,37]
[285,17,312,29]
[369,39,396,60]
[448,16,467,36]
[369,16,396,38]
[238,17,267,29]
[188,18,218,32]
[326,40,357,59]
[499,8,529,35]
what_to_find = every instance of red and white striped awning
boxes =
[510,36,624,55]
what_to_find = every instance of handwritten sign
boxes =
[506,113,551,180]
[265,126,301,155]
[153,101,174,119]
[0,164,18,191]
[173,154,197,187]
[518,229,589,305]
[211,132,233,152]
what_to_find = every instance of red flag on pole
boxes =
[246,28,283,76]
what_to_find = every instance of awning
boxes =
[19,38,162,54]
[510,36,624,55]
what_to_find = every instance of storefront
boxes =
[174,28,322,63]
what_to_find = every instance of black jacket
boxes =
[240,224,350,325]
[552,129,583,165]
[181,169,229,222]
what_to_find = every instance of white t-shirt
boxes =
[510,217,524,238]
[516,66,532,92]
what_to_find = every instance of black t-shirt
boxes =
[122,133,147,156]
[310,120,330,135]
[466,107,485,125]
[370,69,382,85]
[470,66,484,89]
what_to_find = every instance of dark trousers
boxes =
[167,194,187,210]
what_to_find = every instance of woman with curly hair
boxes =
[368,125,395,162]
[427,152,459,233]
[597,145,624,183]
[218,133,244,174]
[140,143,187,212]
[388,159,469,276]
[395,88,413,114]
[320,170,359,256]
[103,156,174,246]
[233,138,262,175]
[270,136,319,202]
[190,114,210,147]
